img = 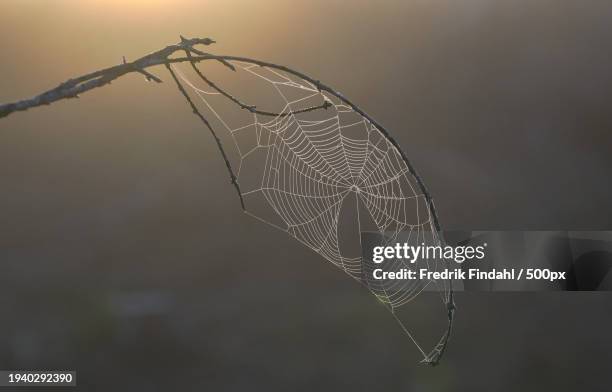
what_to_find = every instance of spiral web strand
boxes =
[174,61,452,363]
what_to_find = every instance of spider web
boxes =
[173,61,453,363]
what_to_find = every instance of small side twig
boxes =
[165,63,245,211]
[123,56,163,83]
[188,61,331,117]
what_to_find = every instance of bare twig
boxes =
[0,37,452,364]
[165,63,245,211]
[0,36,215,118]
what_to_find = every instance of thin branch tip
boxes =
[0,36,218,119]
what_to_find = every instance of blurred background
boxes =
[1,0,611,390]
